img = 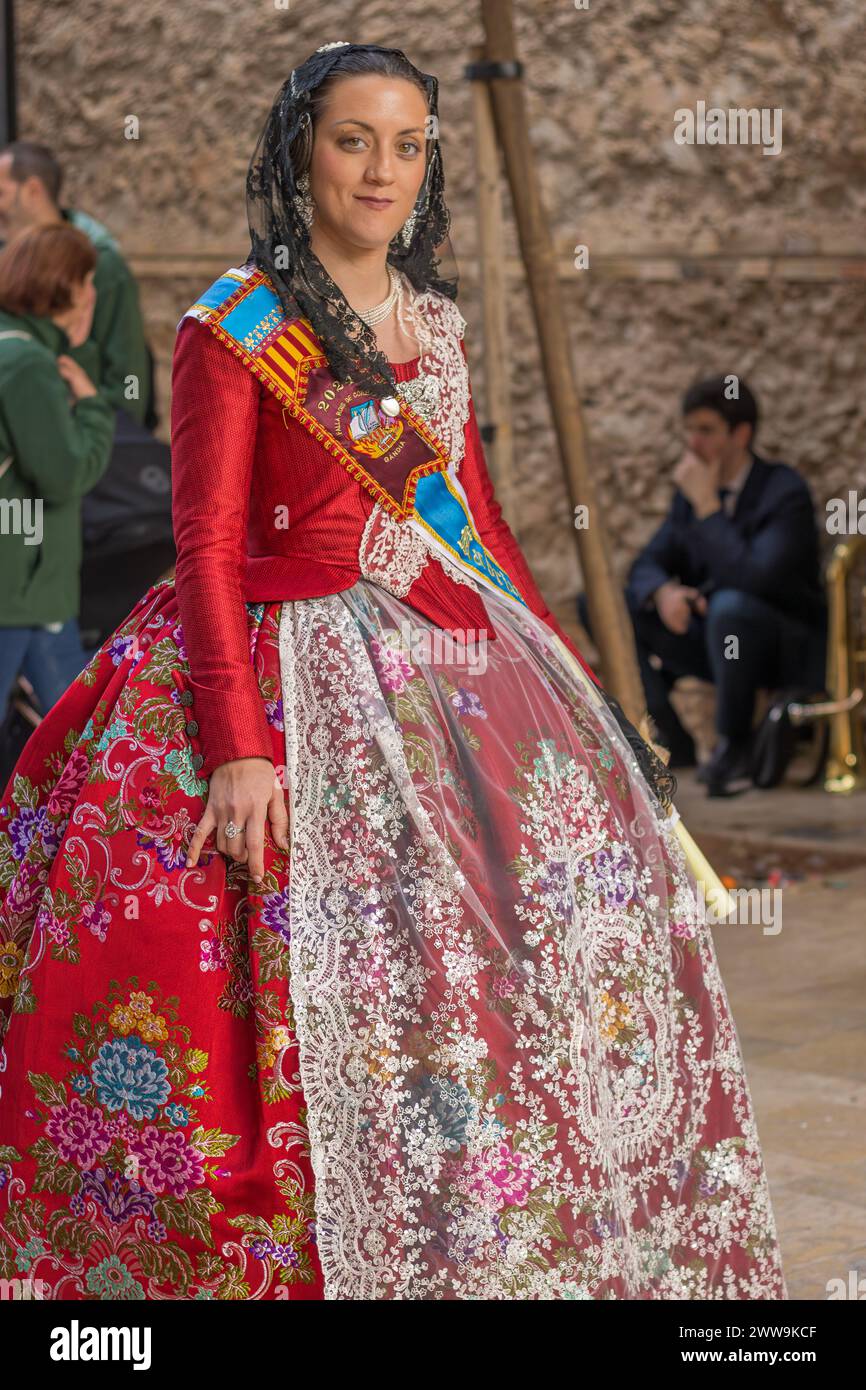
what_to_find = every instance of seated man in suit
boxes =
[577,375,827,796]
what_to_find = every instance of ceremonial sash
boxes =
[180,265,528,613]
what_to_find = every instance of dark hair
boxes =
[0,223,96,316]
[1,140,63,204]
[682,375,759,441]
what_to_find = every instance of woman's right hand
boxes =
[184,756,290,885]
[56,354,98,401]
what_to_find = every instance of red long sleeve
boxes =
[457,345,602,688]
[171,317,275,777]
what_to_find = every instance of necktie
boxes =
[718,486,734,515]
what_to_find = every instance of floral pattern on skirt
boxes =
[0,575,788,1300]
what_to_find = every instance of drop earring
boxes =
[391,197,420,252]
[294,171,314,229]
[399,205,418,248]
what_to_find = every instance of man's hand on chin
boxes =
[672,448,723,520]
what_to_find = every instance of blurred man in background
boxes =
[0,141,173,677]
[578,376,827,797]
[0,140,154,425]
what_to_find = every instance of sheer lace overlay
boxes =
[394,271,470,474]
[276,578,787,1301]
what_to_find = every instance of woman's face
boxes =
[307,74,430,253]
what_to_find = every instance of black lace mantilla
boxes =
[601,692,679,813]
[245,42,458,402]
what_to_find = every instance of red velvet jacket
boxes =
[170,315,599,778]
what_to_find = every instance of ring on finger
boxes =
[224,821,244,840]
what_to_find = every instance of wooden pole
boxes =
[468,45,518,529]
[478,0,646,726]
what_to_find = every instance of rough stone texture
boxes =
[15,0,866,622]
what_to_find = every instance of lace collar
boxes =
[392,271,471,472]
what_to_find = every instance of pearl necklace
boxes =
[356,265,400,327]
[377,270,442,423]
[355,265,402,419]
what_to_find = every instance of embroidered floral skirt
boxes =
[0,574,787,1300]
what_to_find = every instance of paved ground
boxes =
[668,767,865,1301]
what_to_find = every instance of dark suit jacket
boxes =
[626,452,826,629]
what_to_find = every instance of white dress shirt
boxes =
[718,454,754,517]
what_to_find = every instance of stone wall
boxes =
[16,0,866,614]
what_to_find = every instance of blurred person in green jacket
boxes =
[0,223,114,713]
[0,140,154,426]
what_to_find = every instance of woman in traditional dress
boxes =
[0,42,787,1301]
